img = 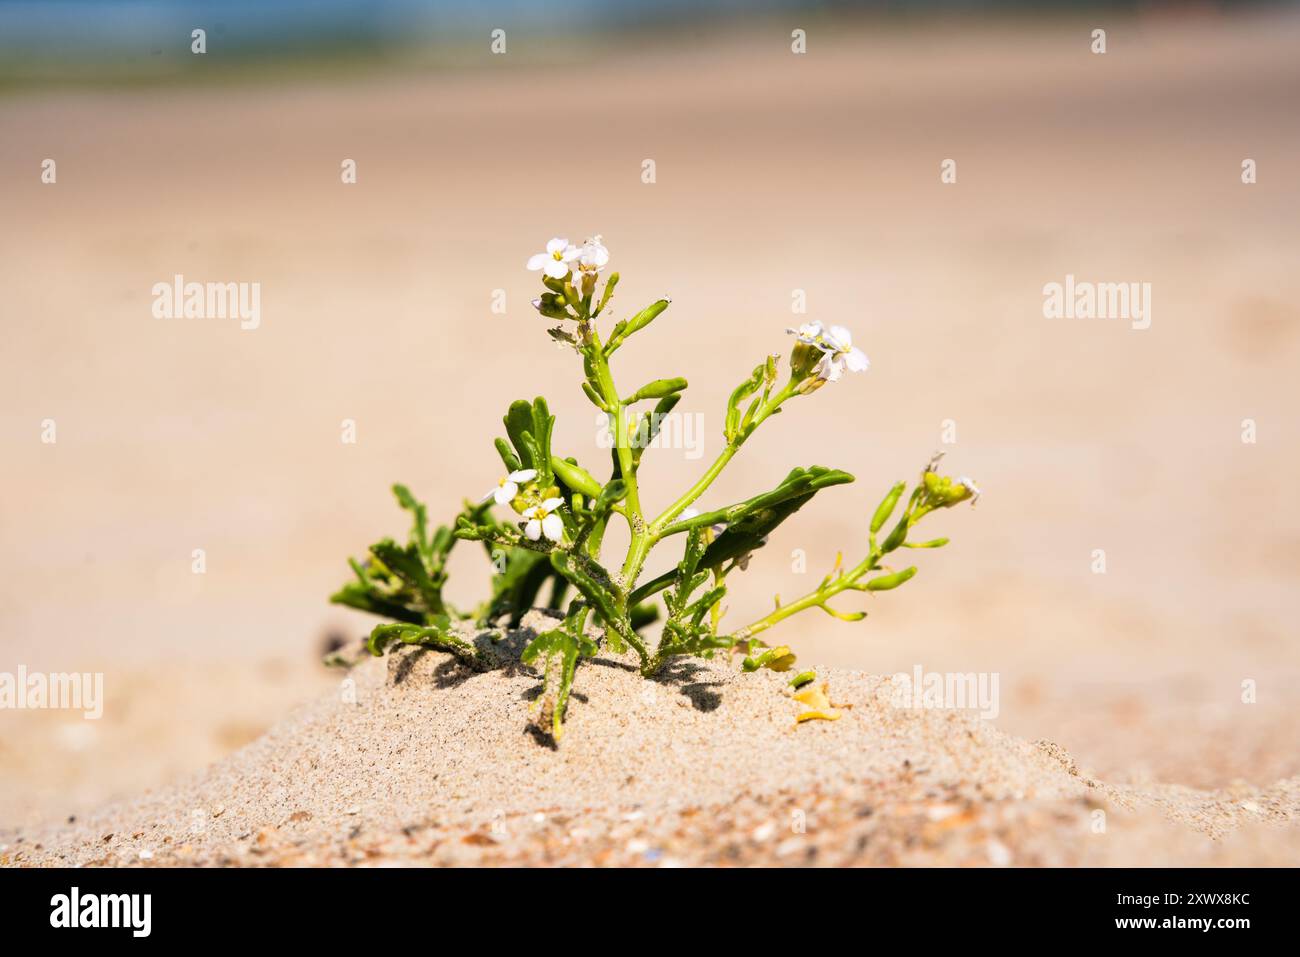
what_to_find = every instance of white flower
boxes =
[527,237,579,280]
[814,325,870,381]
[522,497,565,542]
[957,476,981,504]
[786,320,824,344]
[575,235,610,274]
[483,468,537,506]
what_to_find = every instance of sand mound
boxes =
[8,611,1300,867]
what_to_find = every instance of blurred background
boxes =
[2,0,1298,828]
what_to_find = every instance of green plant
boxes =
[331,236,979,739]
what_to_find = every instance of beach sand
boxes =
[6,612,1298,867]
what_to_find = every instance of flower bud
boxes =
[882,515,909,552]
[550,457,602,498]
[870,481,906,534]
[790,340,822,379]
[533,293,570,321]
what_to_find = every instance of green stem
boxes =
[650,379,798,536]
[579,323,649,590]
[726,493,927,644]
[730,552,876,644]
[615,378,800,590]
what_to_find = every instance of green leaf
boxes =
[595,479,628,511]
[370,538,445,615]
[494,438,522,474]
[632,466,854,606]
[631,392,681,468]
[521,620,594,741]
[367,616,484,670]
[329,581,424,624]
[501,398,556,487]
[661,465,853,538]
[630,601,659,631]
[392,484,430,563]
[487,547,558,627]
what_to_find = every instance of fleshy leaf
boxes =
[630,466,854,605]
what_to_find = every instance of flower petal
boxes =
[542,513,564,541]
[540,497,565,512]
[524,519,543,541]
[817,354,845,381]
[845,347,869,372]
[828,325,853,350]
[508,469,538,483]
[544,259,569,279]
[494,483,517,505]
[526,253,548,271]
[787,321,822,344]
[546,237,569,254]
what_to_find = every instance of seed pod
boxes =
[865,566,917,591]
[581,381,606,410]
[882,515,909,552]
[549,456,602,498]
[870,481,906,533]
[595,272,620,315]
[624,298,669,336]
[903,537,949,549]
[628,377,688,403]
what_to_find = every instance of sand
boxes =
[5,611,1298,867]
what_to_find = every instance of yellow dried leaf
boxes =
[767,646,796,671]
[793,682,842,723]
[795,709,840,723]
